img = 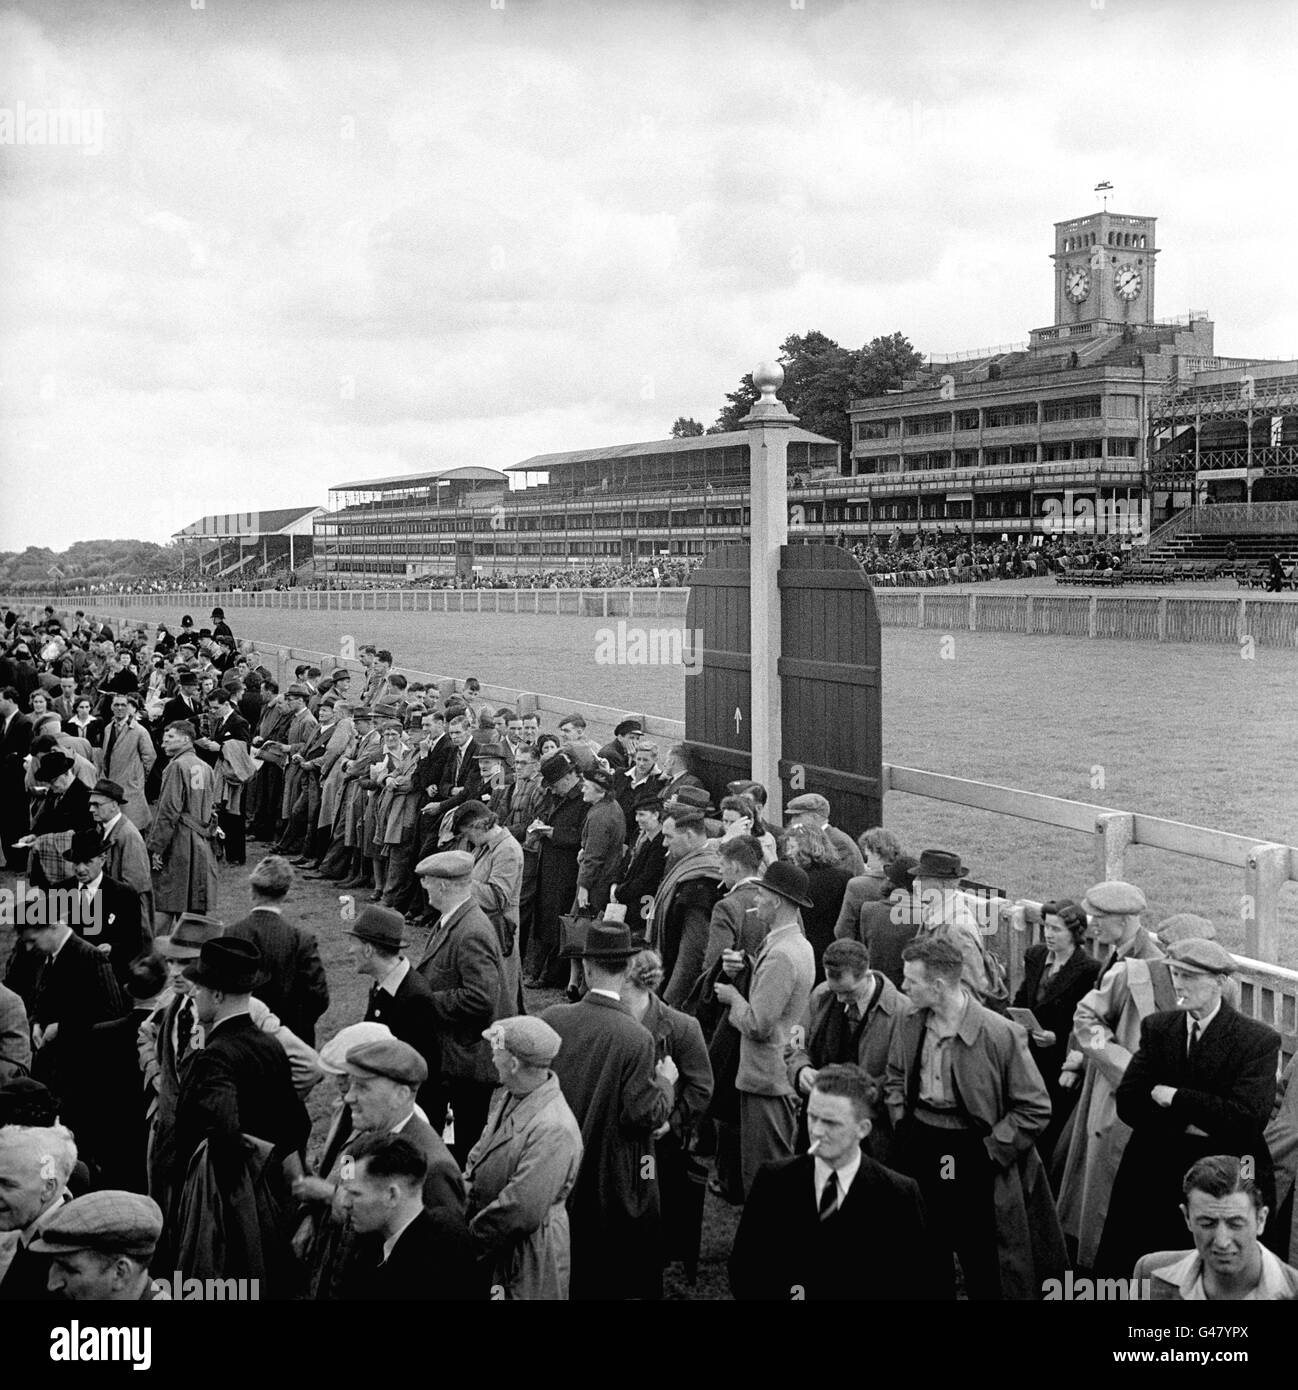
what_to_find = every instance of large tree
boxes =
[711,330,924,460]
[669,416,705,438]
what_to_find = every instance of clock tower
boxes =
[1050,211,1157,328]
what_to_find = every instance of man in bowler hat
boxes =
[542,923,677,1300]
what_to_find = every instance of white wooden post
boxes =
[741,363,797,820]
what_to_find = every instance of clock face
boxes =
[1114,264,1143,301]
[1065,267,1091,304]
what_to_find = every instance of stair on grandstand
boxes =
[1145,532,1298,570]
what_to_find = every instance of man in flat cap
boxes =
[784,792,866,876]
[542,923,677,1300]
[598,718,642,776]
[31,1190,165,1301]
[464,1015,583,1300]
[1096,938,1281,1275]
[273,685,319,850]
[414,849,511,1162]
[294,1036,465,1298]
[88,776,153,933]
[1055,880,1169,1269]
[453,800,525,1010]
[147,720,218,933]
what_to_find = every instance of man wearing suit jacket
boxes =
[0,686,33,867]
[223,856,328,1047]
[338,1132,486,1300]
[172,938,311,1187]
[53,828,147,987]
[1096,937,1282,1276]
[413,714,482,865]
[414,851,511,1163]
[730,1064,942,1300]
[195,686,251,865]
[348,906,443,1117]
[786,938,913,1165]
[18,914,128,1136]
[1132,1155,1298,1300]
[541,924,676,1301]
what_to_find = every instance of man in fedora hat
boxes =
[911,848,1001,1004]
[54,827,146,987]
[414,850,510,1162]
[712,860,816,1197]
[1095,937,1282,1276]
[173,937,311,1189]
[87,776,152,931]
[524,752,588,989]
[348,905,443,1117]
[541,922,677,1300]
[28,751,94,874]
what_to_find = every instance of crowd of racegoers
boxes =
[15,534,1138,599]
[0,600,1295,1303]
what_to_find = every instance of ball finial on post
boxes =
[753,360,784,404]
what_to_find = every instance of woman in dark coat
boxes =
[782,823,851,984]
[1011,899,1101,1167]
[622,949,714,1283]
[613,793,668,941]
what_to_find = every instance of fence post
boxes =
[1243,843,1288,962]
[1156,597,1167,641]
[1093,811,1134,882]
[1088,594,1097,639]
[916,593,925,627]
[968,594,977,631]
[1237,597,1248,644]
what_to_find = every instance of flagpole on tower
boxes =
[1095,180,1113,210]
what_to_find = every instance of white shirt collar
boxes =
[376,956,410,996]
[813,1149,863,1206]
[103,812,122,834]
[1188,997,1222,1035]
[82,872,103,897]
[587,988,621,1001]
[1159,1245,1296,1301]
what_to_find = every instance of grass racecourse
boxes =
[9,596,1294,1296]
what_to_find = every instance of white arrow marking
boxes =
[734,707,743,733]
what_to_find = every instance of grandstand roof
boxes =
[329,465,509,492]
[173,506,325,539]
[505,428,838,473]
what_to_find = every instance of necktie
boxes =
[1187,1019,1199,1061]
[176,998,196,1065]
[104,721,120,768]
[845,1000,862,1028]
[818,1170,839,1221]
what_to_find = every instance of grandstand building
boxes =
[846,208,1283,540]
[317,435,838,580]
[173,507,326,585]
[311,206,1292,582]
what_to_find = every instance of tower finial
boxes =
[1094,180,1113,211]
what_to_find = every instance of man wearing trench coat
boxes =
[464,1018,583,1300]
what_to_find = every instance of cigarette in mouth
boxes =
[807,1140,822,1155]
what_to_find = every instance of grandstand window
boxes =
[954,410,979,431]
[1043,397,1102,422]
[638,510,668,526]
[984,404,1037,428]
[983,447,1011,467]
[1072,439,1103,459]
[1041,443,1070,462]
[1010,446,1037,465]
[858,420,898,441]
[1108,394,1139,418]
[903,413,952,436]
[1107,438,1138,457]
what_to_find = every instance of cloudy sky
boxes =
[1,0,1295,551]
